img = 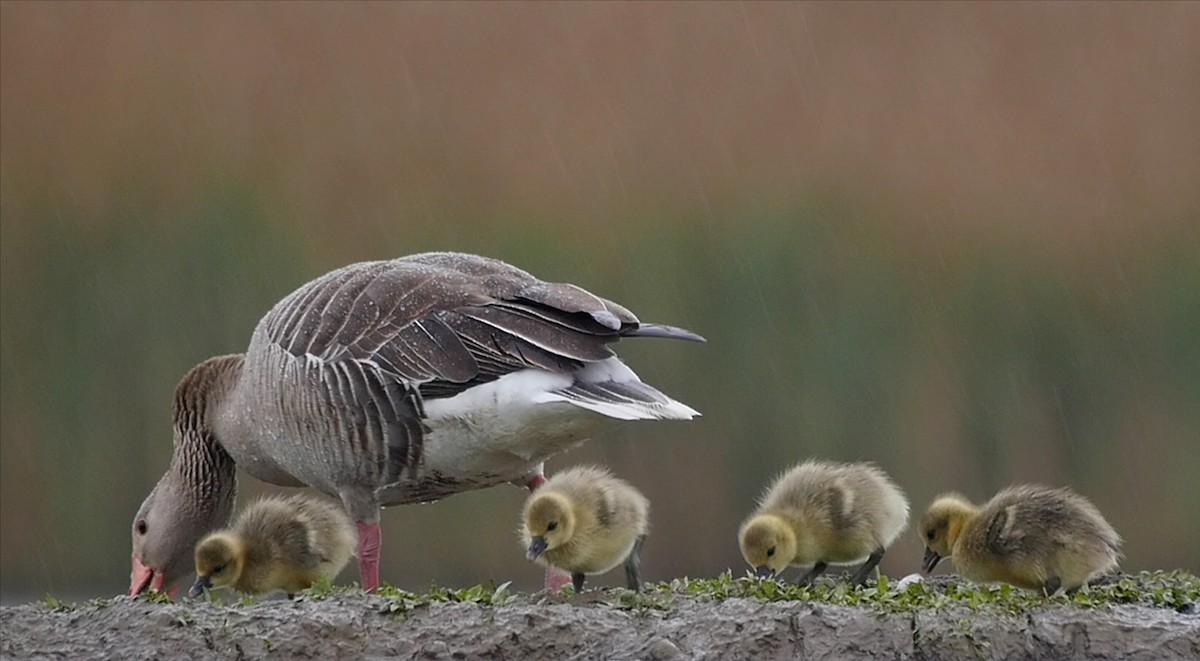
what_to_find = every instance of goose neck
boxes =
[170,355,244,498]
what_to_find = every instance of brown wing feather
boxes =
[265,253,664,396]
[985,506,1019,556]
[271,255,638,386]
[255,252,702,483]
[265,251,704,419]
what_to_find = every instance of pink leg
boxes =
[525,473,548,491]
[543,565,572,593]
[525,473,571,592]
[356,521,382,592]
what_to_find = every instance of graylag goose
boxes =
[189,494,356,598]
[919,485,1121,593]
[739,460,909,585]
[129,252,702,596]
[521,465,650,593]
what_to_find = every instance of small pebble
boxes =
[646,637,684,660]
[896,573,925,590]
[420,640,450,658]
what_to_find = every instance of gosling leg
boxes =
[1044,576,1063,595]
[525,470,573,593]
[624,535,647,592]
[797,561,828,586]
[572,572,587,594]
[849,548,885,586]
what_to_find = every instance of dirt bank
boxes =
[3,574,1197,660]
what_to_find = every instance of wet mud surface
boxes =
[3,584,1198,661]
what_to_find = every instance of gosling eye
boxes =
[135,519,148,536]
[766,546,776,558]
[926,530,936,541]
[546,521,558,532]
[212,564,227,575]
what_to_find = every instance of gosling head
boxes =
[738,514,796,579]
[523,492,576,561]
[189,532,246,598]
[919,494,976,574]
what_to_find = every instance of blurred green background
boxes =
[2,3,1197,601]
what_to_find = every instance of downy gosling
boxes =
[189,494,356,598]
[739,460,909,585]
[919,485,1121,593]
[521,465,650,593]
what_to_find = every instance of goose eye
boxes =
[926,530,935,541]
[213,564,226,575]
[547,521,558,532]
[135,519,148,536]
[766,546,776,557]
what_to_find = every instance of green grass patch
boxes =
[34,570,1196,616]
[38,595,73,613]
[372,580,516,616]
[646,570,1199,615]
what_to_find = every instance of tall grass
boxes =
[2,194,1196,598]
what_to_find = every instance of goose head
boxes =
[129,472,235,597]
[129,357,240,597]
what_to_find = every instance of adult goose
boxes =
[129,252,702,595]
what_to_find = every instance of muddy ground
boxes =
[3,581,1197,660]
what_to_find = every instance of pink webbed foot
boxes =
[544,566,572,592]
[356,521,382,592]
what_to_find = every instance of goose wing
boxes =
[265,252,699,394]
[258,253,702,479]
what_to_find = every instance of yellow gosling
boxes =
[740,460,909,585]
[919,485,1121,593]
[521,465,650,593]
[189,494,356,597]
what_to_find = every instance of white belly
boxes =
[375,361,694,505]
[402,370,606,495]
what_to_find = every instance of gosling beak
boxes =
[754,566,776,580]
[526,536,548,560]
[128,556,162,596]
[922,548,943,574]
[188,575,212,599]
